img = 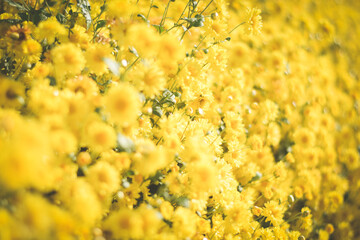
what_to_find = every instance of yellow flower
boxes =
[124,23,160,58]
[77,151,92,166]
[86,161,120,200]
[129,60,166,98]
[0,208,14,240]
[261,200,284,226]
[258,99,279,124]
[51,43,85,77]
[104,82,140,127]
[103,208,144,239]
[133,140,168,176]
[66,75,99,100]
[324,191,343,214]
[295,207,313,235]
[28,62,52,81]
[35,17,67,43]
[106,0,134,18]
[21,38,42,63]
[326,224,334,234]
[341,148,359,170]
[172,207,197,239]
[245,8,263,35]
[157,33,185,74]
[69,25,91,49]
[319,229,330,240]
[293,127,316,148]
[0,117,55,190]
[50,129,77,154]
[57,178,102,226]
[82,120,116,153]
[188,160,219,193]
[0,77,25,109]
[101,151,131,172]
[160,201,174,219]
[252,206,262,216]
[84,44,113,74]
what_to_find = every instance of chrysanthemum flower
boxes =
[104,82,140,127]
[261,200,284,226]
[83,120,117,153]
[245,8,263,35]
[51,43,85,77]
[34,17,67,43]
[84,44,113,75]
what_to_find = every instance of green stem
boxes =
[44,0,53,16]
[159,0,172,27]
[176,1,190,24]
[228,22,246,34]
[146,0,154,19]
[120,56,140,81]
[195,35,208,49]
[199,0,213,15]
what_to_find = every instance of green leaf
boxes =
[31,8,51,25]
[103,58,120,76]
[77,0,92,30]
[172,196,190,208]
[152,104,163,117]
[4,0,28,11]
[116,133,135,153]
[0,19,23,24]
[56,13,67,24]
[128,47,139,57]
[176,102,186,109]
[249,171,262,183]
[183,14,205,28]
[152,24,165,34]
[47,76,57,86]
[95,19,107,31]
[161,89,176,106]
[137,14,149,23]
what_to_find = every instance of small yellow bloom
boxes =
[51,43,85,77]
[83,120,117,152]
[261,200,284,226]
[77,151,92,166]
[104,82,140,127]
[84,44,113,74]
[0,78,25,109]
[160,201,174,219]
[245,8,263,35]
[86,161,120,200]
[35,17,67,43]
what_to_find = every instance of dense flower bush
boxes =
[0,0,360,239]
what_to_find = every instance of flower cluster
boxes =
[0,0,359,239]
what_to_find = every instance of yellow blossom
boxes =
[104,82,140,127]
[51,43,85,77]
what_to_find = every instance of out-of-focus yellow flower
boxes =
[124,23,160,58]
[57,178,102,226]
[34,17,67,43]
[172,207,197,239]
[84,44,113,74]
[51,43,85,77]
[103,208,144,239]
[0,77,25,109]
[82,120,116,152]
[86,161,120,200]
[133,140,168,176]
[129,60,166,98]
[104,82,140,127]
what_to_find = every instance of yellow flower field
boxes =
[0,0,359,239]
